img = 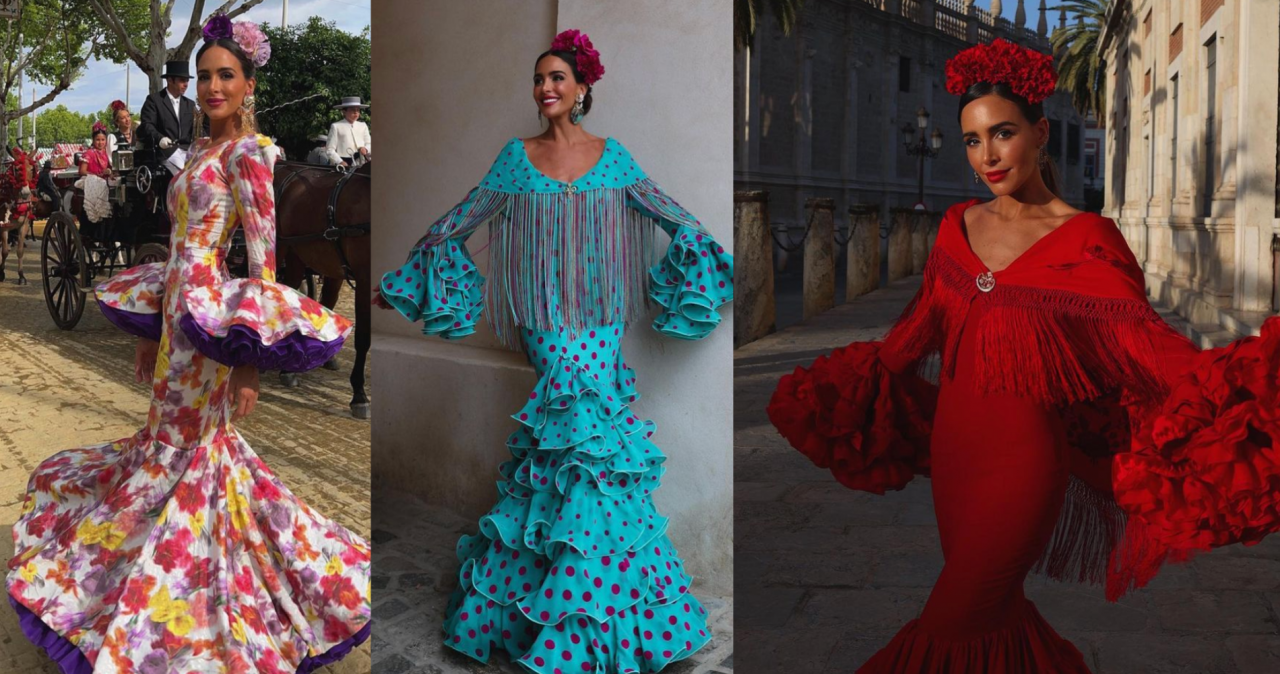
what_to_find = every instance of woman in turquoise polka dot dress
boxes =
[376,30,733,673]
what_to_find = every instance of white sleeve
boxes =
[359,123,370,151]
[325,123,341,155]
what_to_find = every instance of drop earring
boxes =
[570,93,585,125]
[974,171,980,184]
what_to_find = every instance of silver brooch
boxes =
[563,184,578,196]
[976,271,996,293]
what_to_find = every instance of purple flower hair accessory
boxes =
[202,13,271,68]
[202,13,233,41]
[550,29,604,86]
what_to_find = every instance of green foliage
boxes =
[1049,0,1109,119]
[255,17,371,161]
[735,0,805,52]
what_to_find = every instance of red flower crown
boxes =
[944,38,1057,105]
[550,29,604,86]
[109,99,127,112]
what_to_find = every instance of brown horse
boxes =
[274,160,371,418]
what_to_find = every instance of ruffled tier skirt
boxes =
[6,429,371,673]
[442,324,712,673]
[857,598,1089,673]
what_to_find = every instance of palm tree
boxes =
[735,0,805,52]
[1048,0,1109,119]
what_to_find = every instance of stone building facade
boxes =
[1100,0,1280,336]
[734,0,1088,237]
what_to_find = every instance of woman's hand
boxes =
[134,338,159,383]
[372,287,393,310]
[229,366,260,422]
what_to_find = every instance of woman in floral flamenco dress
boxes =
[768,39,1280,673]
[6,15,371,674]
[377,30,733,674]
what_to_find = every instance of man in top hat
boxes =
[138,60,196,159]
[325,96,371,167]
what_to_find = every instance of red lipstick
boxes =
[984,169,1010,183]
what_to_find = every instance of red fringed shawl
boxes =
[769,198,1280,601]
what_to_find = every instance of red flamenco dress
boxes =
[769,198,1280,673]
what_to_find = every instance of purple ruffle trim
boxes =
[178,313,345,372]
[8,596,91,674]
[10,594,371,673]
[97,301,162,342]
[299,620,372,672]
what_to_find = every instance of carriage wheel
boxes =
[134,242,168,267]
[41,212,87,330]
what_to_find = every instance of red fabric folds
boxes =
[767,341,936,494]
[1114,315,1280,556]
[856,599,1091,674]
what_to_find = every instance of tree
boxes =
[255,17,370,161]
[33,104,92,145]
[1049,0,1109,119]
[89,0,266,92]
[735,0,805,52]
[0,0,147,148]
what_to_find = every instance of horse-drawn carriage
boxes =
[14,139,372,418]
[37,145,247,329]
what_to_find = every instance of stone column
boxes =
[887,208,913,282]
[733,191,775,347]
[1232,0,1280,312]
[846,205,880,298]
[803,197,836,319]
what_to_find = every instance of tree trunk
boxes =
[146,23,166,92]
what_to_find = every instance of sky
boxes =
[20,0,370,117]
[972,0,1074,24]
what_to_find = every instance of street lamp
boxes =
[903,106,943,209]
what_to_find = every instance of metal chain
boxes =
[770,205,818,253]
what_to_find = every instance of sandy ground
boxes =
[0,250,373,673]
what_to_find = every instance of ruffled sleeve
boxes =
[95,261,166,341]
[625,178,733,339]
[1112,315,1280,560]
[379,185,510,340]
[179,135,353,372]
[768,341,937,494]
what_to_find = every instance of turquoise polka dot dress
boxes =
[380,138,733,673]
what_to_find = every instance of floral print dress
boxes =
[7,133,371,674]
[380,137,733,673]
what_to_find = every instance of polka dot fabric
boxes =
[380,238,484,339]
[380,137,734,351]
[441,323,712,672]
[646,224,733,340]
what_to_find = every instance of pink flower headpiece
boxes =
[91,120,107,135]
[944,39,1057,105]
[203,12,271,68]
[550,29,604,86]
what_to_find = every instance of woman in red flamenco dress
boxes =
[768,39,1280,673]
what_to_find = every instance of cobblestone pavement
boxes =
[735,275,1280,674]
[0,253,372,672]
[370,489,734,674]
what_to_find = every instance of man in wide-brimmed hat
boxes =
[138,60,196,159]
[325,96,371,166]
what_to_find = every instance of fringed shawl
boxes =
[409,138,713,349]
[880,199,1205,600]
